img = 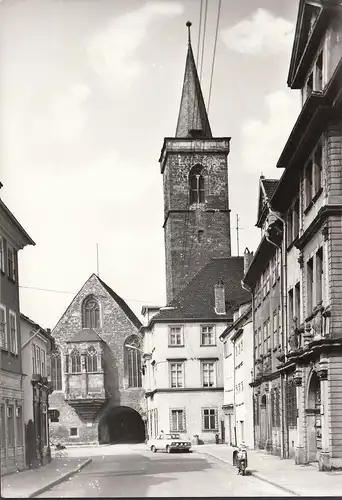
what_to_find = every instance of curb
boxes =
[194,450,299,497]
[27,458,92,498]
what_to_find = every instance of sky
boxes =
[0,0,300,329]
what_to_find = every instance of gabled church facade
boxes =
[49,274,146,446]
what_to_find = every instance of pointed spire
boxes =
[175,22,212,139]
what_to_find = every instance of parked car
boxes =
[148,433,192,453]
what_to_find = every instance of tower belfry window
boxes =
[189,165,205,204]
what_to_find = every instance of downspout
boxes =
[261,182,288,459]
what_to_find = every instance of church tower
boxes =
[160,22,231,303]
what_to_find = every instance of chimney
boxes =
[214,280,226,315]
[244,247,254,275]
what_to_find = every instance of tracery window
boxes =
[86,346,98,373]
[70,348,82,373]
[124,336,142,388]
[82,295,100,329]
[189,164,205,204]
[51,349,62,391]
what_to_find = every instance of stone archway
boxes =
[98,405,145,444]
[306,371,322,463]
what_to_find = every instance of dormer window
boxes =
[189,165,205,204]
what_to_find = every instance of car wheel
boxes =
[166,445,171,454]
[151,445,156,453]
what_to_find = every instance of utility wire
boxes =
[196,0,203,68]
[199,0,208,84]
[207,0,221,113]
[18,285,159,305]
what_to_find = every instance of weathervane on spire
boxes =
[186,21,192,45]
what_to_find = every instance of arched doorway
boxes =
[260,394,268,449]
[98,406,145,444]
[306,371,322,463]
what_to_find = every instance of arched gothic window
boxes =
[86,346,98,373]
[70,348,82,373]
[82,295,100,329]
[51,349,62,391]
[124,336,142,388]
[189,164,205,204]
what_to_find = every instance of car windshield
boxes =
[165,434,181,440]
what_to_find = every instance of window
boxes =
[32,344,36,373]
[307,257,314,315]
[0,305,7,350]
[316,50,323,91]
[258,327,262,357]
[273,309,279,347]
[9,311,17,354]
[70,349,82,373]
[287,210,293,246]
[263,322,267,353]
[293,198,300,240]
[202,408,218,431]
[170,362,184,388]
[48,409,60,423]
[305,72,313,100]
[201,325,215,346]
[82,295,100,329]
[288,289,294,323]
[41,349,46,376]
[124,336,142,388]
[316,247,323,305]
[168,326,183,346]
[286,379,297,427]
[0,237,4,272]
[201,361,216,387]
[240,339,243,352]
[170,409,186,432]
[7,405,14,446]
[7,245,16,281]
[254,329,258,359]
[70,427,78,437]
[36,345,41,373]
[51,349,62,390]
[0,404,5,448]
[189,164,205,204]
[86,346,98,373]
[314,142,323,194]
[295,282,301,324]
[16,406,23,446]
[305,161,313,207]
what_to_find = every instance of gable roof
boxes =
[97,276,142,329]
[67,328,103,343]
[175,25,212,138]
[256,177,279,228]
[151,257,250,323]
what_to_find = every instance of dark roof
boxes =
[97,276,142,329]
[68,328,103,343]
[152,257,250,322]
[0,199,35,247]
[175,35,212,138]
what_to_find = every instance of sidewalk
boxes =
[1,457,91,498]
[193,444,342,497]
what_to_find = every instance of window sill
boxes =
[202,429,219,433]
[200,344,217,347]
[168,344,185,348]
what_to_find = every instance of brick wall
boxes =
[163,151,231,302]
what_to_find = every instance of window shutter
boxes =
[183,408,186,432]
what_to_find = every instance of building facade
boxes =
[0,189,35,475]
[20,314,54,468]
[220,298,254,449]
[243,0,342,470]
[49,274,146,446]
[142,258,250,444]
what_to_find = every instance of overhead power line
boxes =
[199,0,208,83]
[18,285,159,305]
[207,0,222,113]
[196,0,203,68]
